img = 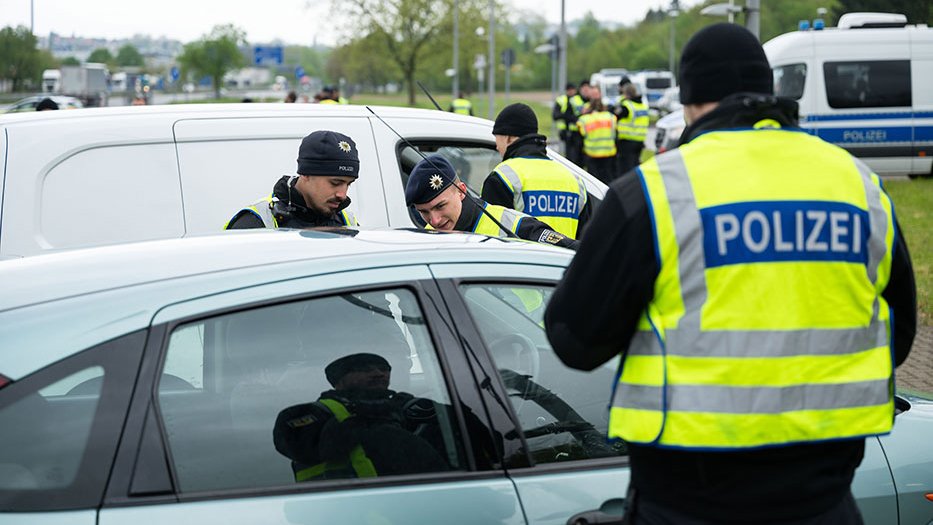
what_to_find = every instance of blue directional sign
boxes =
[295,66,306,80]
[253,46,284,66]
[170,66,180,82]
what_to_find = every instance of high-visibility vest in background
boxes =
[451,98,473,115]
[294,399,378,481]
[617,99,650,142]
[578,111,618,158]
[492,158,588,239]
[610,120,897,450]
[224,195,357,229]
[555,94,586,132]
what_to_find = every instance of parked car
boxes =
[655,86,681,116]
[653,107,685,153]
[0,104,605,259]
[3,95,84,112]
[0,229,931,524]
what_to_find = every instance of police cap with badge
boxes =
[404,155,459,206]
[297,130,360,177]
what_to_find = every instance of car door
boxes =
[431,262,629,525]
[98,266,525,525]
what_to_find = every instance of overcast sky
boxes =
[1,0,698,46]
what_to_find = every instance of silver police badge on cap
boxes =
[429,174,444,190]
[338,141,352,153]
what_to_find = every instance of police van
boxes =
[763,12,933,177]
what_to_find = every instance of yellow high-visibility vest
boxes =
[425,202,524,238]
[224,195,357,229]
[578,111,618,158]
[610,120,897,449]
[617,99,650,142]
[492,157,588,239]
[555,94,585,132]
[451,98,473,115]
[294,399,377,481]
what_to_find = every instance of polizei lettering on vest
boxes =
[701,201,870,268]
[523,190,580,219]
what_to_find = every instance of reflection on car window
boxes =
[460,284,626,466]
[158,288,467,493]
[398,143,501,197]
[823,60,911,109]
[773,63,807,100]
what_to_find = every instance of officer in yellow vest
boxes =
[545,23,916,525]
[273,353,447,481]
[226,130,359,229]
[406,154,578,249]
[614,81,650,176]
[483,102,592,239]
[449,92,474,116]
[576,93,617,184]
[552,83,585,167]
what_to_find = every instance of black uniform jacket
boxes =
[227,175,353,229]
[544,93,917,522]
[481,134,593,236]
[456,196,579,250]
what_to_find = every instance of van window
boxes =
[823,60,911,109]
[645,78,671,89]
[774,63,807,100]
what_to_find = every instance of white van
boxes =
[589,68,629,107]
[0,104,606,259]
[629,70,676,110]
[764,12,933,177]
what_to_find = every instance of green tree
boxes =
[177,24,247,99]
[60,56,80,66]
[832,0,930,24]
[0,25,43,91]
[116,44,145,67]
[87,47,114,65]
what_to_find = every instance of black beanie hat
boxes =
[325,353,390,387]
[679,23,773,105]
[296,130,360,177]
[36,97,59,111]
[405,154,458,206]
[492,103,538,137]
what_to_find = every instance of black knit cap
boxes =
[679,23,773,105]
[36,98,59,111]
[325,353,390,387]
[405,154,458,206]
[296,130,360,177]
[492,102,538,137]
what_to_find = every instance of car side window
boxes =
[0,331,144,511]
[823,60,911,109]
[460,283,626,466]
[398,143,502,199]
[157,288,467,493]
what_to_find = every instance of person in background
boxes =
[545,23,916,525]
[35,98,59,111]
[614,82,650,176]
[576,92,617,184]
[449,93,474,116]
[552,83,585,168]
[226,130,360,229]
[285,91,298,103]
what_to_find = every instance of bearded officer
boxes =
[406,155,578,250]
[226,130,359,229]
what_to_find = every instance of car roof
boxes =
[0,102,490,125]
[0,229,571,380]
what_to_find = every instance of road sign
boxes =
[170,66,180,82]
[253,46,284,66]
[501,48,516,67]
[295,66,305,80]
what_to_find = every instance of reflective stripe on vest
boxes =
[494,158,588,239]
[472,203,525,237]
[451,98,472,115]
[610,124,896,449]
[294,399,377,481]
[578,111,617,158]
[225,192,357,229]
[617,99,650,142]
[556,94,585,132]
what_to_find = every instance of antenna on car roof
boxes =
[364,105,519,239]
[416,80,444,111]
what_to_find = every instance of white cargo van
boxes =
[629,70,676,110]
[0,104,605,259]
[764,12,933,177]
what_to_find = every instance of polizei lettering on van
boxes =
[522,190,580,218]
[700,201,871,268]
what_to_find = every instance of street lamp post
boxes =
[487,0,495,120]
[558,0,567,98]
[700,0,760,40]
[668,0,679,76]
[452,0,459,99]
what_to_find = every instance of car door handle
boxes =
[566,498,626,525]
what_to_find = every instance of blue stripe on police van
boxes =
[700,201,870,268]
[522,190,581,218]
[802,111,933,122]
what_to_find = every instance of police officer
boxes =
[545,23,916,525]
[273,353,447,481]
[226,130,359,229]
[552,83,585,167]
[576,92,617,184]
[482,102,591,239]
[614,82,650,176]
[407,154,578,249]
[449,92,474,116]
